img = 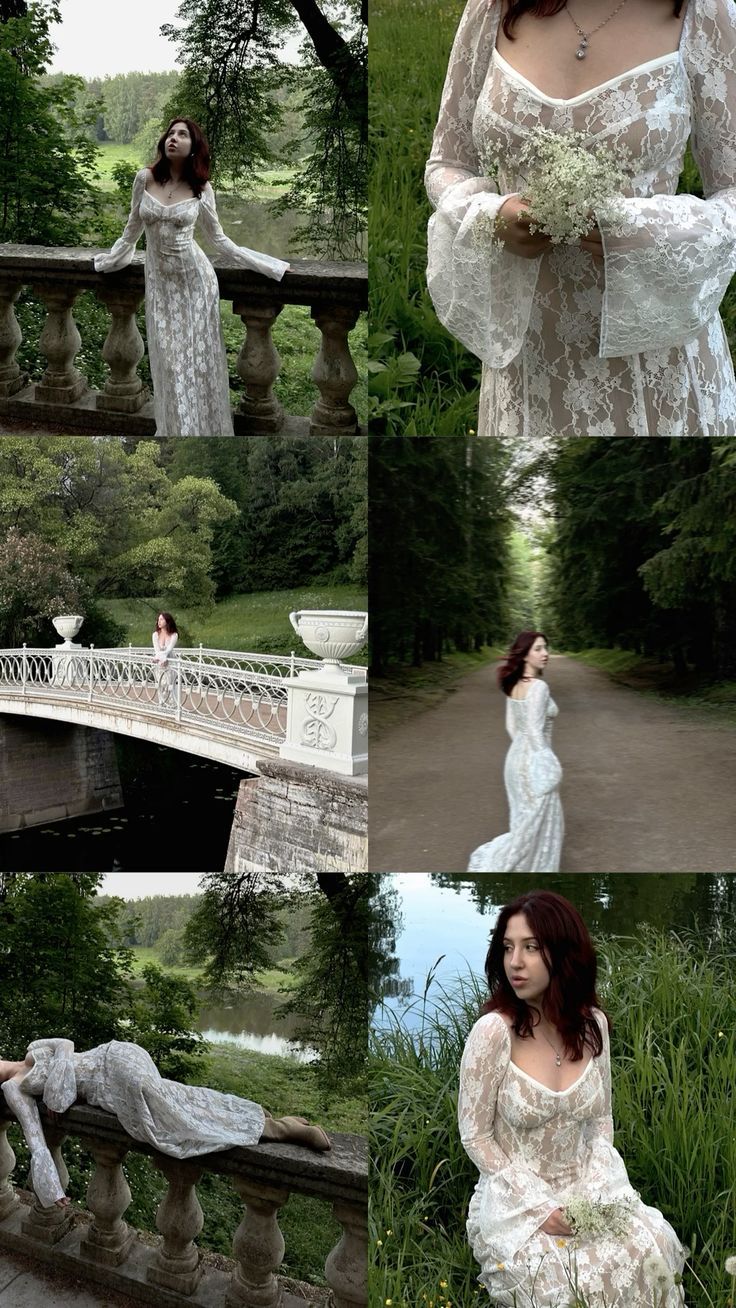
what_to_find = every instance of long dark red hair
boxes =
[149,118,210,198]
[497,630,547,696]
[482,891,607,1061]
[502,0,684,39]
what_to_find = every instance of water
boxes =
[0,737,246,871]
[379,872,736,1029]
[197,992,316,1062]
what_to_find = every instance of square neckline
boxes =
[143,189,199,211]
[509,1052,596,1096]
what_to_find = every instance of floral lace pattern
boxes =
[94,170,288,438]
[458,1013,687,1306]
[467,677,563,872]
[2,1038,265,1208]
[425,0,736,436]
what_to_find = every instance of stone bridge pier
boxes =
[0,716,122,832]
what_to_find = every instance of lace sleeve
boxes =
[459,1014,558,1262]
[93,170,147,273]
[1,1082,66,1208]
[596,0,736,357]
[524,681,562,797]
[198,184,289,282]
[424,0,541,366]
[581,1012,634,1200]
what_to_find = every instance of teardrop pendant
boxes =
[576,44,587,60]
[555,1055,561,1066]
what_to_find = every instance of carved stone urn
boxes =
[52,614,84,649]
[289,610,368,666]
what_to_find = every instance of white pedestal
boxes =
[52,642,84,687]
[279,664,368,777]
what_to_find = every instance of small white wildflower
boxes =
[725,1255,736,1275]
[564,1195,633,1240]
[642,1253,673,1290]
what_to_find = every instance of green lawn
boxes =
[101,586,368,657]
[129,944,298,993]
[93,143,296,200]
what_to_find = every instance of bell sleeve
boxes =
[524,680,562,798]
[596,0,736,357]
[580,1013,632,1200]
[1,1081,66,1208]
[26,1038,78,1113]
[424,0,541,367]
[198,184,289,282]
[94,169,147,273]
[458,1013,559,1263]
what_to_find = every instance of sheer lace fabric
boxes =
[468,677,563,872]
[425,0,736,436]
[1,1038,265,1208]
[458,1013,687,1306]
[94,170,289,438]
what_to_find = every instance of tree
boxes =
[0,528,80,646]
[0,2,102,243]
[129,963,207,1081]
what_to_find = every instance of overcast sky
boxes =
[47,0,301,78]
[100,873,204,900]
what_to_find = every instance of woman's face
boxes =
[524,636,549,674]
[165,122,192,161]
[157,614,167,631]
[503,913,550,1004]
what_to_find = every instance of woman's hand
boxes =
[540,1208,573,1237]
[494,195,551,259]
[579,222,604,264]
[56,1196,70,1209]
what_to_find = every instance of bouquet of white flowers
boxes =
[563,1195,634,1240]
[483,128,632,244]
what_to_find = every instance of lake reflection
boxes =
[197,990,315,1062]
[379,873,736,1028]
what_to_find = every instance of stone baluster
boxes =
[32,284,88,404]
[0,1121,20,1221]
[96,284,150,414]
[309,304,359,435]
[232,300,284,433]
[324,1199,368,1308]
[0,278,27,397]
[79,1139,135,1266]
[21,1123,74,1244]
[147,1155,204,1294]
[225,1178,289,1308]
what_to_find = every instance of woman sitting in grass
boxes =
[459,890,686,1306]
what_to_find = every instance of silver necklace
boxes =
[564,0,631,60]
[537,1024,564,1066]
[166,178,181,199]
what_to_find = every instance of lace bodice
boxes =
[506,679,558,747]
[458,1013,687,1306]
[425,0,736,436]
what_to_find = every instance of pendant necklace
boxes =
[564,0,631,60]
[538,1025,564,1066]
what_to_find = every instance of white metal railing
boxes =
[0,646,296,748]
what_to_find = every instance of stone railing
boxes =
[0,1097,367,1308]
[0,245,367,436]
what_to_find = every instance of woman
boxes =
[425,0,736,437]
[467,631,562,872]
[152,611,179,707]
[94,118,289,438]
[459,891,687,1306]
[0,1038,330,1210]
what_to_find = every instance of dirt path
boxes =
[369,655,736,872]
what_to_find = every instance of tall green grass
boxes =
[369,0,736,436]
[371,931,736,1307]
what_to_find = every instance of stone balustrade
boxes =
[0,245,367,436]
[0,1097,367,1308]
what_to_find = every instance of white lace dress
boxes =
[1,1038,265,1207]
[426,0,736,437]
[94,169,289,438]
[468,677,563,872]
[459,1012,687,1307]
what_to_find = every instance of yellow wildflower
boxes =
[496,1262,505,1270]
[556,1239,567,1248]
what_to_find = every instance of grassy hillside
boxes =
[100,586,368,656]
[129,944,297,992]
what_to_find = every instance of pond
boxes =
[0,737,245,871]
[197,992,316,1063]
[379,872,736,1029]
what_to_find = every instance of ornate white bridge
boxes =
[0,644,365,774]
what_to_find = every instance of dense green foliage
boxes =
[369,0,736,434]
[541,439,736,677]
[371,930,736,1308]
[370,438,518,673]
[0,2,101,244]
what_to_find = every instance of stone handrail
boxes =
[0,1097,367,1307]
[0,245,367,436]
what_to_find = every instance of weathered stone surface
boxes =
[225,759,367,874]
[0,717,123,833]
